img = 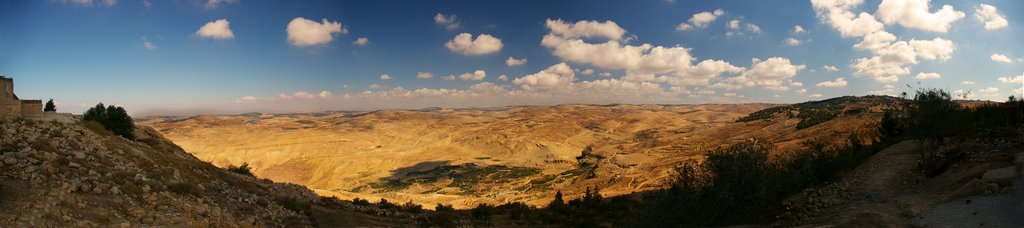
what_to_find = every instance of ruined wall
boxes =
[1,77,12,100]
[0,99,22,118]
[21,100,42,118]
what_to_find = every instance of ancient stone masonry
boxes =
[0,76,43,118]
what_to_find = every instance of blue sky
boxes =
[1,0,1022,115]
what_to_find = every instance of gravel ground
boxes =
[921,172,1024,227]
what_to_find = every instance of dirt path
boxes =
[785,140,1023,227]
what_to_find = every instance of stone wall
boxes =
[21,100,42,118]
[0,99,22,118]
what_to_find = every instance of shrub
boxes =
[83,103,136,140]
[226,163,254,177]
[82,120,114,137]
[402,201,424,213]
[352,197,370,206]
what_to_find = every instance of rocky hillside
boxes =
[0,118,420,227]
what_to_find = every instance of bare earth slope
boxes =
[141,102,884,208]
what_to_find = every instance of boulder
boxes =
[981,166,1017,186]
[945,179,986,201]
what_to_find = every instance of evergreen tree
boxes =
[43,99,56,112]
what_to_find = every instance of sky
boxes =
[1,0,1022,115]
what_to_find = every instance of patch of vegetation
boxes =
[367,164,541,194]
[166,182,202,197]
[737,106,793,122]
[81,120,115,137]
[83,103,136,140]
[226,163,254,177]
[474,156,491,160]
[795,108,837,129]
[44,98,56,112]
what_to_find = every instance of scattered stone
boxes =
[981,166,1017,186]
[946,179,987,201]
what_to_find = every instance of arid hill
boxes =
[0,117,421,226]
[140,96,893,208]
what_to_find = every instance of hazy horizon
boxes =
[2,0,1022,115]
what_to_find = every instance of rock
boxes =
[946,179,987,201]
[981,166,1017,186]
[3,157,16,165]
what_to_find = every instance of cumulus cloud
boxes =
[991,54,1013,63]
[196,19,234,40]
[823,65,840,72]
[716,57,805,90]
[445,33,503,55]
[811,0,884,37]
[287,17,347,47]
[914,72,940,80]
[497,75,508,81]
[542,19,742,87]
[998,74,1023,84]
[512,63,576,89]
[876,0,965,33]
[441,75,456,81]
[850,37,956,82]
[140,36,157,50]
[974,4,1008,30]
[677,9,725,31]
[962,81,975,85]
[810,94,823,98]
[379,74,391,80]
[459,70,486,81]
[786,38,802,46]
[368,84,386,89]
[434,13,460,30]
[796,88,808,94]
[353,37,369,46]
[416,72,433,79]
[580,69,594,75]
[793,25,807,34]
[817,77,848,87]
[506,57,527,66]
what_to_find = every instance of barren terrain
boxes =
[141,101,884,208]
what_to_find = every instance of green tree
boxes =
[83,103,136,140]
[44,99,56,112]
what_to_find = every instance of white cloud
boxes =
[914,72,940,80]
[823,65,840,72]
[598,72,612,77]
[876,0,965,33]
[512,63,576,89]
[716,57,806,91]
[416,72,433,79]
[459,70,486,81]
[974,4,1008,30]
[978,87,999,94]
[793,25,806,34]
[786,38,802,46]
[746,23,762,33]
[546,19,627,41]
[379,74,391,80]
[287,17,347,47]
[441,75,456,81]
[810,93,824,98]
[353,37,369,46]
[445,33,503,55]
[817,77,848,87]
[991,54,1013,63]
[542,19,742,87]
[434,13,460,30]
[506,57,527,66]
[998,74,1024,84]
[727,20,741,30]
[811,0,885,37]
[962,81,975,85]
[204,0,237,9]
[675,23,694,31]
[140,36,157,50]
[497,75,508,81]
[580,69,594,75]
[64,0,117,7]
[851,37,956,82]
[196,19,234,40]
[368,84,385,89]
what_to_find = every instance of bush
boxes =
[83,103,136,140]
[226,163,254,176]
